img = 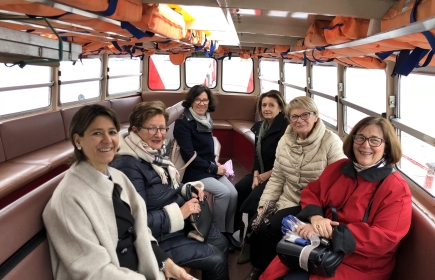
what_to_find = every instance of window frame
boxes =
[59,57,103,104]
[107,55,142,96]
[0,64,53,118]
[184,56,218,89]
[221,57,255,94]
[147,54,181,91]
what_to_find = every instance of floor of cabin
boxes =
[188,158,253,280]
[225,158,253,280]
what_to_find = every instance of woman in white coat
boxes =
[43,104,192,280]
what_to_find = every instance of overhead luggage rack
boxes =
[287,15,435,55]
[0,24,81,65]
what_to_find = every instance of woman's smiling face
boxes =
[134,114,167,150]
[353,124,386,166]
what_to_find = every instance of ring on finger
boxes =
[316,224,322,230]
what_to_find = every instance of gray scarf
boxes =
[256,120,269,173]
[189,107,212,129]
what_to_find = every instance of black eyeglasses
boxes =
[194,98,209,104]
[352,135,385,147]
[140,127,169,135]
[290,111,315,122]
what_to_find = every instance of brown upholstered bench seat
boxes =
[0,111,71,202]
[0,172,64,279]
[227,120,254,134]
[9,140,73,167]
[0,163,50,200]
[213,120,233,130]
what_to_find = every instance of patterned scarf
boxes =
[256,120,269,174]
[125,132,180,189]
[353,157,387,173]
[189,107,212,129]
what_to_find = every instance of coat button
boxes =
[128,226,133,233]
[121,248,128,254]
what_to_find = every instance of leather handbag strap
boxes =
[178,151,197,171]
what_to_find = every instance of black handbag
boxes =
[185,184,213,242]
[277,231,344,278]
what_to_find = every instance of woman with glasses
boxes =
[279,116,412,280]
[235,90,288,264]
[173,85,241,252]
[244,96,345,280]
[111,101,229,280]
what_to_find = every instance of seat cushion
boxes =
[213,120,233,130]
[0,137,5,163]
[244,130,255,145]
[0,111,65,160]
[0,163,50,200]
[0,172,64,264]
[227,120,255,134]
[9,140,73,168]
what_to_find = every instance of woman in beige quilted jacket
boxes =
[243,96,346,280]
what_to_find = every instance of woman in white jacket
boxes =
[43,104,192,280]
[243,97,346,280]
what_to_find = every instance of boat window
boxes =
[259,59,279,93]
[314,95,337,127]
[312,65,337,96]
[0,64,51,116]
[222,57,254,93]
[311,65,338,128]
[185,57,217,88]
[345,107,370,132]
[344,68,386,133]
[108,57,141,95]
[284,62,306,88]
[148,54,180,90]
[60,58,101,103]
[284,86,305,103]
[397,73,435,195]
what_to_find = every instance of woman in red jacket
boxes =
[284,116,412,280]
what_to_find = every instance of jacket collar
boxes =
[70,161,130,202]
[184,108,213,132]
[252,112,286,137]
[341,160,394,182]
[263,112,286,138]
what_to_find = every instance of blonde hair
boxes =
[285,96,319,119]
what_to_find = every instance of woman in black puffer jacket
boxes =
[111,101,229,280]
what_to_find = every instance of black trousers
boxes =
[249,206,301,271]
[180,232,229,280]
[234,173,268,227]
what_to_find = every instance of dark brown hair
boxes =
[342,117,402,164]
[257,90,286,120]
[128,101,169,132]
[69,104,120,163]
[182,84,218,112]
